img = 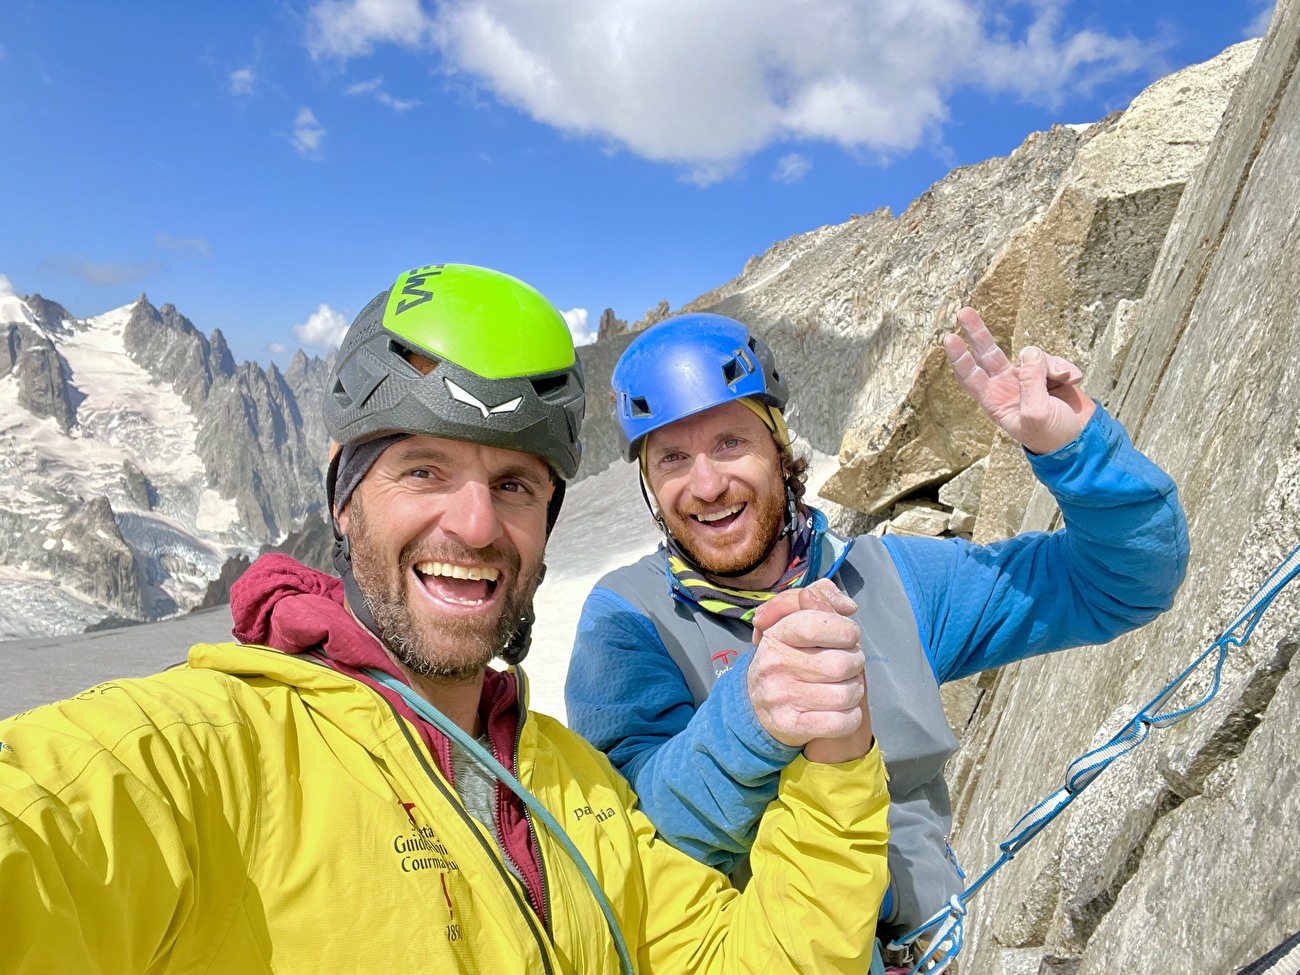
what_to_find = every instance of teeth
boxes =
[444,594,486,606]
[696,504,743,524]
[414,561,500,582]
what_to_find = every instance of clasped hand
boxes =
[748,579,873,764]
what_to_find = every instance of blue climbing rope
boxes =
[889,542,1300,974]
[364,667,636,975]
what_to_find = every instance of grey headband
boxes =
[332,433,409,515]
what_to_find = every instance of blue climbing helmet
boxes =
[611,313,788,461]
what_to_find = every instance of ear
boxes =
[335,500,351,536]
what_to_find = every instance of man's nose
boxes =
[439,479,503,549]
[687,453,726,500]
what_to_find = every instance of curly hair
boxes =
[780,441,811,506]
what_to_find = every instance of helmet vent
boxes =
[723,348,755,386]
[392,339,440,375]
[331,379,352,407]
[628,395,652,418]
[531,373,569,400]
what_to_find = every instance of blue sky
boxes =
[0,1,1274,365]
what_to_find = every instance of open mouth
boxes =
[690,502,746,531]
[413,560,502,607]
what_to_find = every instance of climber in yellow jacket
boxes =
[0,263,888,974]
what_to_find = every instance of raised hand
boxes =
[944,307,1096,455]
[748,579,874,764]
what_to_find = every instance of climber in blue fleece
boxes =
[565,306,1188,956]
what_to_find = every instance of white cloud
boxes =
[307,0,432,59]
[292,108,327,157]
[293,303,350,349]
[42,256,159,287]
[156,233,213,258]
[268,341,291,355]
[1245,2,1275,38]
[229,67,256,96]
[561,307,596,346]
[303,0,1163,183]
[345,76,420,112]
[773,152,812,184]
[0,274,14,297]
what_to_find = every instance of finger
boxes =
[762,611,862,652]
[1048,378,1092,416]
[751,589,806,638]
[943,333,990,402]
[752,581,855,637]
[806,578,857,615]
[1043,354,1083,387]
[764,675,866,713]
[751,639,865,691]
[775,702,866,742]
[956,307,1011,377]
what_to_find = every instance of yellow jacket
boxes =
[1,642,888,974]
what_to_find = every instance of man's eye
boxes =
[407,468,432,479]
[498,480,531,495]
[722,438,742,449]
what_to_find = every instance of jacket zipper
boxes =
[512,671,553,929]
[489,720,550,926]
[388,700,556,975]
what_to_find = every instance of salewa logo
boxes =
[444,378,523,418]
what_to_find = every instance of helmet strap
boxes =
[332,535,388,643]
[499,564,545,666]
[638,470,674,539]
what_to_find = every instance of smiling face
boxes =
[644,399,788,588]
[336,434,552,682]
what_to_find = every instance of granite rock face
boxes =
[597,308,628,341]
[14,330,80,433]
[971,39,1261,544]
[818,40,1258,529]
[0,493,144,621]
[1,300,82,433]
[124,296,328,540]
[944,6,1300,969]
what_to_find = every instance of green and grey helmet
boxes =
[325,262,584,479]
[323,264,585,664]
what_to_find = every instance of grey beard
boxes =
[371,596,519,683]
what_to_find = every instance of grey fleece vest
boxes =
[600,535,962,936]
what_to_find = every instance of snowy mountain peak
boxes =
[0,293,34,327]
[0,287,332,640]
